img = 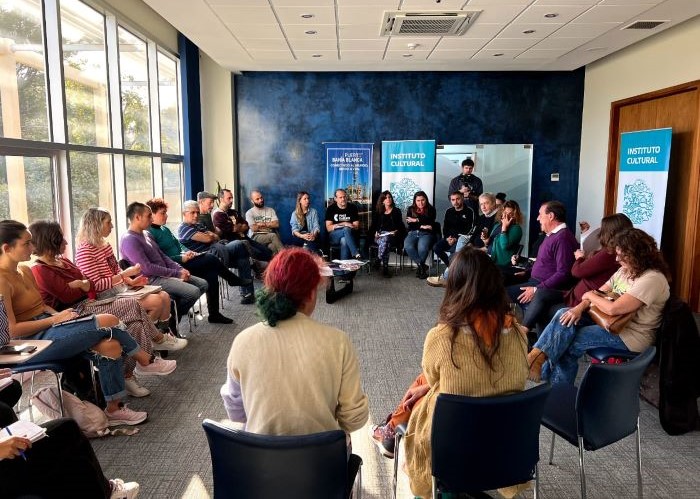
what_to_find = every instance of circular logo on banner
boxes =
[622,179,654,224]
[391,177,422,212]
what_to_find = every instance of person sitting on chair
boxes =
[325,189,362,260]
[403,191,437,279]
[289,191,321,252]
[244,190,283,254]
[370,248,528,499]
[528,228,670,384]
[369,190,405,278]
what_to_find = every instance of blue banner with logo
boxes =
[615,127,672,244]
[381,140,436,213]
[324,142,373,232]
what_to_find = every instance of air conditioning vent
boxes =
[381,11,481,37]
[623,20,667,30]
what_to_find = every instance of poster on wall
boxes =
[324,142,373,232]
[381,140,436,213]
[615,127,672,245]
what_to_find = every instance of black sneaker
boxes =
[226,274,253,287]
[208,312,234,324]
[369,424,395,459]
[240,293,255,305]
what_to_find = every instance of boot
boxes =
[382,263,391,278]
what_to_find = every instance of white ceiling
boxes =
[142,0,700,72]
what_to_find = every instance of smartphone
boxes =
[0,344,37,355]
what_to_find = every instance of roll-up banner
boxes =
[615,128,672,244]
[381,140,436,213]
[324,142,373,232]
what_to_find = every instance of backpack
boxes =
[30,386,138,438]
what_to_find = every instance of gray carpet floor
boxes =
[20,267,700,498]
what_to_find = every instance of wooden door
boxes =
[605,81,700,312]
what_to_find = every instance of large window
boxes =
[0,154,55,221]
[0,0,50,141]
[0,0,183,256]
[61,0,110,146]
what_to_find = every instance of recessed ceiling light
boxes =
[312,54,322,58]
[493,53,504,57]
[403,54,413,58]
[301,14,314,19]
[544,13,559,18]
[523,29,536,34]
[305,30,317,35]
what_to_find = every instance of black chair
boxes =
[202,419,362,499]
[393,384,551,499]
[541,347,656,499]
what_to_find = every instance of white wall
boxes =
[199,52,236,198]
[578,16,700,227]
[99,0,177,53]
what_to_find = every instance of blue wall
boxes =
[234,70,584,246]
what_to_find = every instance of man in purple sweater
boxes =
[507,200,577,334]
[120,202,207,324]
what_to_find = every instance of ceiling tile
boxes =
[384,50,430,60]
[339,39,389,50]
[465,0,531,5]
[574,5,659,24]
[516,48,572,59]
[214,6,277,24]
[227,24,284,39]
[271,0,335,6]
[247,50,295,61]
[338,24,384,38]
[497,23,561,38]
[428,49,480,60]
[274,6,336,24]
[532,37,590,50]
[599,0,662,5]
[484,37,539,50]
[435,37,490,50]
[284,24,337,39]
[337,0,399,6]
[464,23,506,38]
[295,49,339,60]
[463,4,529,23]
[288,38,338,50]
[338,6,392,24]
[239,38,290,50]
[207,0,270,5]
[552,22,621,38]
[387,37,439,51]
[514,4,592,24]
[471,48,523,59]
[340,50,386,60]
[530,0,597,5]
[401,0,468,9]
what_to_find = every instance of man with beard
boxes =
[244,190,283,254]
[212,189,273,263]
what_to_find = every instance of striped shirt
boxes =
[74,242,120,293]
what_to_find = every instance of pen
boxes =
[5,427,28,461]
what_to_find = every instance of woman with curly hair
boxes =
[371,248,528,498]
[528,228,670,384]
[221,247,368,436]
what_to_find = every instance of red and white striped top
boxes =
[74,242,120,293]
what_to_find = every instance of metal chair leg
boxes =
[636,418,643,498]
[578,436,587,499]
[549,432,556,464]
[392,431,403,499]
[54,371,65,417]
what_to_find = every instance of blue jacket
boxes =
[290,207,320,235]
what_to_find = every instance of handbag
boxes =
[588,290,635,334]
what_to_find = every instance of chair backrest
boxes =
[431,383,551,493]
[202,420,348,499]
[581,227,601,254]
[576,347,656,451]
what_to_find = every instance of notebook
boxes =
[2,420,48,443]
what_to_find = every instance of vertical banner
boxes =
[325,142,373,232]
[615,128,672,244]
[381,140,436,213]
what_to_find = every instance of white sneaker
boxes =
[426,276,446,288]
[134,357,177,377]
[124,377,150,398]
[152,333,188,352]
[110,478,140,499]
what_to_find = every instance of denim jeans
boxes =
[404,231,435,266]
[150,275,207,320]
[329,227,359,259]
[224,240,254,296]
[433,238,456,267]
[29,318,139,401]
[534,308,629,384]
